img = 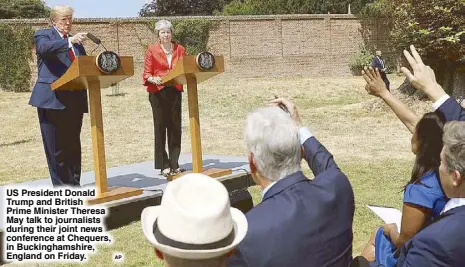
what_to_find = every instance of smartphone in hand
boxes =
[274,95,290,115]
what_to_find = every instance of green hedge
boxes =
[0,19,218,92]
[349,44,374,75]
[146,19,219,56]
[0,24,34,92]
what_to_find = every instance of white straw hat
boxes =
[141,173,248,260]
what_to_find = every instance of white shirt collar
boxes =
[53,26,65,38]
[441,198,465,214]
[261,181,277,199]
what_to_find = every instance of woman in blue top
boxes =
[359,67,448,267]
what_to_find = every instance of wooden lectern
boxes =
[162,55,232,180]
[51,56,143,205]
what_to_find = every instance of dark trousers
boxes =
[149,87,182,170]
[38,107,83,186]
[380,71,390,91]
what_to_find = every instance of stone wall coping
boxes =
[0,14,369,24]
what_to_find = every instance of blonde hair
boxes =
[50,6,74,21]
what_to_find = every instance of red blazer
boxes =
[142,41,186,93]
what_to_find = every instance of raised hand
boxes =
[400,45,446,101]
[269,97,302,126]
[362,67,390,98]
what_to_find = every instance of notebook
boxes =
[367,205,402,232]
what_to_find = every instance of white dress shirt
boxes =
[441,198,465,214]
[53,27,75,55]
[432,94,450,111]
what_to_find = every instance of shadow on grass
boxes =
[0,139,33,147]
[105,93,127,97]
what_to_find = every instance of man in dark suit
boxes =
[371,50,390,91]
[227,99,355,267]
[396,121,465,267]
[354,121,465,267]
[29,5,89,186]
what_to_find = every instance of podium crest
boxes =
[96,51,121,74]
[195,52,215,71]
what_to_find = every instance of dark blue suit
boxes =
[371,56,390,90]
[436,97,465,122]
[394,98,465,266]
[394,205,465,267]
[227,137,355,267]
[29,27,88,186]
[351,97,465,267]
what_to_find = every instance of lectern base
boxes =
[168,168,233,181]
[86,187,143,205]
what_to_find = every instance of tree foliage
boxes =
[220,0,370,15]
[171,20,218,55]
[349,44,374,74]
[0,0,49,91]
[363,0,465,64]
[139,0,231,16]
[0,0,50,19]
[139,0,371,16]
[390,0,465,64]
[362,0,465,96]
[0,24,35,92]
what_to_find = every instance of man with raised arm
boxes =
[227,99,355,267]
[29,6,89,186]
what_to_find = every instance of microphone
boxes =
[87,33,108,54]
[87,33,101,45]
[87,32,120,73]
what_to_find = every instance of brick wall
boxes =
[1,15,391,86]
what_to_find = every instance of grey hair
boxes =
[164,254,228,267]
[442,121,465,177]
[245,107,301,182]
[154,19,174,36]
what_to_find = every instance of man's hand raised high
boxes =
[400,45,447,102]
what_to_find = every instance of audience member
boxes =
[396,121,465,266]
[360,67,448,267]
[141,173,248,267]
[227,99,355,267]
[353,121,465,267]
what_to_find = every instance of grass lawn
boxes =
[0,74,433,266]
